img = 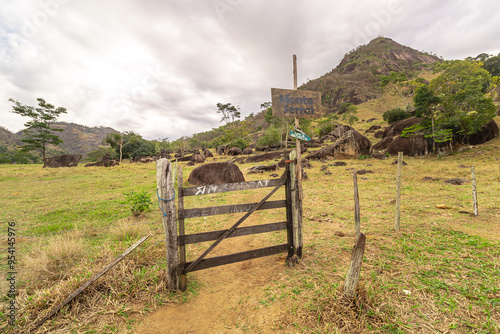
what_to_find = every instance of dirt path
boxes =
[134,237,294,334]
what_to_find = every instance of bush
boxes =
[228,138,249,150]
[383,108,411,124]
[87,147,116,162]
[256,126,281,147]
[0,156,12,164]
[124,190,152,217]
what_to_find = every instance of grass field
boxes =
[1,134,499,333]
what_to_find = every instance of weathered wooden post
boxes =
[177,166,187,290]
[343,233,366,299]
[289,150,303,258]
[395,152,403,232]
[471,166,478,216]
[156,158,179,290]
[285,159,295,262]
[353,169,360,238]
[271,55,323,259]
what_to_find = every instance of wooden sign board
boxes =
[271,88,322,119]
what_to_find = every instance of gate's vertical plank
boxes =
[285,159,295,260]
[178,166,187,291]
[156,158,179,290]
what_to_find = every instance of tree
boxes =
[411,59,497,149]
[216,102,249,148]
[413,85,441,151]
[9,98,67,162]
[483,56,500,76]
[103,132,144,163]
[430,60,497,136]
[104,132,127,164]
[216,103,241,125]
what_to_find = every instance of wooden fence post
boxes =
[156,158,179,290]
[395,152,403,232]
[289,150,303,258]
[178,166,187,290]
[285,160,295,261]
[353,170,360,238]
[343,233,366,299]
[471,166,478,216]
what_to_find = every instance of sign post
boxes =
[271,55,323,258]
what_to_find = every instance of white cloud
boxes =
[1,0,499,140]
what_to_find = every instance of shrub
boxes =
[383,108,411,124]
[257,126,281,147]
[228,138,249,150]
[124,190,152,217]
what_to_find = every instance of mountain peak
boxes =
[300,37,441,113]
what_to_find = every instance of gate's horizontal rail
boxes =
[179,244,289,274]
[178,221,287,246]
[179,200,286,219]
[183,178,283,197]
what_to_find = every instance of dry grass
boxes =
[21,231,87,290]
[112,218,152,242]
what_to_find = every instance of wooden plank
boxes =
[177,166,187,291]
[178,221,287,245]
[34,235,150,330]
[180,244,288,274]
[183,176,286,274]
[343,233,366,299]
[183,178,283,197]
[271,88,323,119]
[156,158,179,290]
[180,200,286,219]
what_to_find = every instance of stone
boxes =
[444,178,468,185]
[306,130,371,160]
[387,134,429,156]
[43,154,82,168]
[227,147,242,156]
[382,117,422,138]
[187,161,245,186]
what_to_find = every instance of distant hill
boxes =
[300,37,441,114]
[0,126,21,149]
[10,122,118,156]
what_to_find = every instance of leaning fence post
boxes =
[156,158,179,290]
[353,169,361,238]
[343,233,366,299]
[395,152,403,232]
[471,166,478,216]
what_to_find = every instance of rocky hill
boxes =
[300,37,441,114]
[0,126,21,149]
[10,122,117,156]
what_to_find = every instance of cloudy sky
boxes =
[1,0,499,140]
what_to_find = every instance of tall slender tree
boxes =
[9,98,67,162]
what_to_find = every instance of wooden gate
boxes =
[156,153,303,291]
